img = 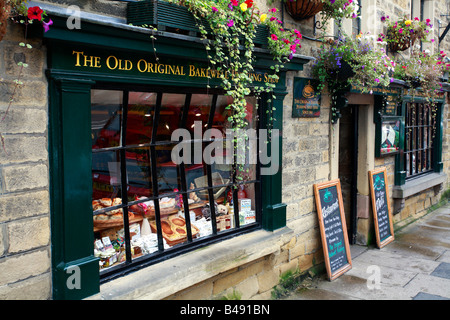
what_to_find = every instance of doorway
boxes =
[338,105,358,244]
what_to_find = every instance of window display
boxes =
[91,89,260,275]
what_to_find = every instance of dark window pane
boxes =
[92,150,122,201]
[91,89,123,149]
[156,93,185,141]
[156,144,181,194]
[125,147,153,199]
[186,94,212,135]
[126,92,157,145]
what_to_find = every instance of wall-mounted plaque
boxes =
[292,77,320,118]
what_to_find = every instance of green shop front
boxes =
[42,9,310,299]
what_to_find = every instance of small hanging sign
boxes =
[292,77,320,118]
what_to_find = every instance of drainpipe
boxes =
[350,105,358,245]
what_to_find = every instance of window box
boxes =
[126,0,269,47]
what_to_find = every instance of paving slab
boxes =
[280,204,450,300]
[413,292,450,300]
[403,273,450,298]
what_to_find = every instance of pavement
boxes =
[282,203,450,300]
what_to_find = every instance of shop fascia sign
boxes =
[70,49,279,85]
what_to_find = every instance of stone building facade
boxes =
[0,0,449,300]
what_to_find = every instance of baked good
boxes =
[100,198,113,207]
[94,213,109,221]
[109,212,123,220]
[159,197,175,209]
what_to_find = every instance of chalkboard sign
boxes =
[314,179,352,281]
[369,168,395,248]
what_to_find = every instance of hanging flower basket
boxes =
[284,0,323,21]
[387,31,418,52]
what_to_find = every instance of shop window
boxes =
[404,102,435,178]
[91,88,260,278]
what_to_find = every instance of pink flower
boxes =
[271,34,278,41]
[43,19,53,33]
[212,6,218,12]
[227,19,234,27]
[231,0,238,6]
[269,8,277,12]
[399,28,403,33]
[290,44,297,53]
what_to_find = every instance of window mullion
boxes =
[180,93,193,242]
[150,93,165,251]
[120,91,132,263]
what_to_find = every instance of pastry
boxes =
[94,213,109,221]
[189,183,200,202]
[159,197,175,209]
[100,198,113,207]
[109,212,123,220]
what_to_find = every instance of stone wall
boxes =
[1,0,450,300]
[0,22,51,299]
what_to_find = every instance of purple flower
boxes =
[330,0,335,3]
[43,19,53,33]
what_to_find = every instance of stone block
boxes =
[1,164,48,193]
[257,269,279,293]
[0,190,49,223]
[0,272,51,300]
[7,216,50,253]
[235,275,259,300]
[0,80,47,107]
[4,43,45,78]
[0,108,47,134]
[0,225,4,256]
[0,249,50,286]
[0,136,47,163]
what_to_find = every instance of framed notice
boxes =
[368,168,395,248]
[314,179,352,281]
[376,118,401,156]
[292,77,320,118]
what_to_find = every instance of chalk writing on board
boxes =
[369,168,394,248]
[320,187,348,273]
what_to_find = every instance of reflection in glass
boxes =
[156,93,186,141]
[92,150,121,201]
[186,94,212,135]
[91,89,123,149]
[155,145,181,194]
[127,92,157,145]
[125,147,152,199]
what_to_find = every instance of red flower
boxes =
[244,0,253,8]
[28,6,43,21]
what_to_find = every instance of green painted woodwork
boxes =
[49,77,99,300]
[43,10,309,299]
[392,95,444,186]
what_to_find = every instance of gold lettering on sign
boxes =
[71,51,277,83]
[72,51,101,68]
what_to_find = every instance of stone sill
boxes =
[392,173,447,199]
[392,173,447,214]
[86,227,293,300]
